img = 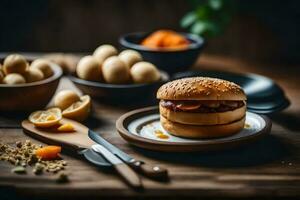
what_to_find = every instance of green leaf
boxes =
[209,0,223,10]
[190,21,207,35]
[190,20,222,37]
[206,22,221,36]
[180,0,234,38]
[196,5,210,19]
[180,12,197,28]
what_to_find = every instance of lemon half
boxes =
[62,95,91,122]
[29,108,62,128]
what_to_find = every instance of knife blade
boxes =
[91,144,142,189]
[79,148,111,167]
[88,130,168,179]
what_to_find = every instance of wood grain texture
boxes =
[0,54,299,199]
[22,118,94,152]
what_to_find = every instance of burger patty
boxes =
[160,100,245,113]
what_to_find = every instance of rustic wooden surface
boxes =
[0,54,299,199]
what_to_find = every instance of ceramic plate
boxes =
[116,106,272,152]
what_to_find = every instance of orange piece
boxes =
[57,123,75,132]
[162,33,189,49]
[35,146,61,160]
[141,30,189,50]
[141,30,168,48]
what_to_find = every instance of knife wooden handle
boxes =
[129,160,168,179]
[114,163,143,189]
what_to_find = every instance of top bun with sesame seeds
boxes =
[157,77,246,101]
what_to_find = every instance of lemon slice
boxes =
[57,123,75,132]
[62,95,91,122]
[29,108,62,128]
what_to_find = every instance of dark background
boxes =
[0,0,299,63]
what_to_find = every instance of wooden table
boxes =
[0,54,299,199]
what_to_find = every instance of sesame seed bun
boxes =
[159,103,246,125]
[157,77,246,101]
[157,77,246,138]
[161,115,245,139]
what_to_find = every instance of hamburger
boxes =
[157,77,246,138]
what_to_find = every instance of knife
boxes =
[22,119,142,189]
[91,144,143,189]
[88,130,168,179]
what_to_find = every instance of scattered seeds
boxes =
[28,154,38,165]
[33,163,44,175]
[16,141,22,148]
[25,140,32,147]
[0,140,68,178]
[12,166,26,174]
[21,162,27,167]
[8,157,16,164]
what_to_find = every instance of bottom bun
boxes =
[161,115,245,139]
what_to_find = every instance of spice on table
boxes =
[28,154,38,165]
[11,166,26,174]
[16,141,22,148]
[0,140,68,176]
[33,163,44,175]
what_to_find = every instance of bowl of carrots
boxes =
[119,30,205,74]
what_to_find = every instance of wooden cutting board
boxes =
[22,118,94,151]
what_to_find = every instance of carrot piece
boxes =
[35,146,61,160]
[163,33,189,47]
[141,29,189,49]
[141,30,169,48]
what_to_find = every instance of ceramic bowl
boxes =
[119,32,205,74]
[0,60,62,112]
[69,71,169,105]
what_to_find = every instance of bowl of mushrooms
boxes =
[0,54,63,111]
[69,44,169,104]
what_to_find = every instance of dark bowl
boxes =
[69,71,169,105]
[119,32,205,74]
[0,62,62,112]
